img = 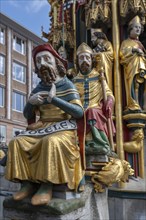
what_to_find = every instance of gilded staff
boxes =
[99,67,115,152]
[73,0,77,69]
[111,0,124,160]
[62,0,65,48]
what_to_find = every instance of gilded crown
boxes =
[128,15,141,26]
[77,43,93,56]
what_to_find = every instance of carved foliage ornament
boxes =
[46,0,75,48]
[120,0,146,24]
[85,0,112,27]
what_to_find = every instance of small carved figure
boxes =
[123,129,144,153]
[120,16,146,111]
[57,44,76,79]
[5,44,85,206]
[57,45,67,60]
[91,28,114,90]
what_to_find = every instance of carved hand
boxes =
[47,83,56,103]
[28,93,44,105]
[132,48,144,56]
[103,96,114,118]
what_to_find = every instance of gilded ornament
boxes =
[123,129,144,153]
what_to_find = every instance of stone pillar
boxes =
[6,27,12,120]
[27,39,32,96]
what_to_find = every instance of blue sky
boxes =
[0,0,51,37]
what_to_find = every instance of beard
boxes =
[80,61,91,73]
[38,65,57,85]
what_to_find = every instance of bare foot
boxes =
[13,181,36,201]
[31,183,52,206]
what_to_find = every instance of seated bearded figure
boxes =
[73,43,115,157]
[5,44,85,206]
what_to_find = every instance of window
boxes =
[13,62,26,83]
[0,125,6,143]
[0,86,5,107]
[32,71,41,89]
[13,35,25,54]
[12,91,26,112]
[0,27,5,44]
[0,55,5,75]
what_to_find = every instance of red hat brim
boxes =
[32,44,68,70]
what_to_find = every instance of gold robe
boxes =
[73,68,114,141]
[94,40,114,90]
[5,100,84,191]
[73,68,113,109]
[120,38,146,110]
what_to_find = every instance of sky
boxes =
[0,0,51,38]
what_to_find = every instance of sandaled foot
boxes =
[31,183,52,206]
[13,181,36,201]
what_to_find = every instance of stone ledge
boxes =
[3,196,85,216]
[3,184,92,217]
[3,184,109,220]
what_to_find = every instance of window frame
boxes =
[0,54,5,75]
[12,91,26,112]
[0,125,6,143]
[0,26,5,45]
[13,35,26,55]
[0,85,5,107]
[32,71,41,89]
[12,61,26,83]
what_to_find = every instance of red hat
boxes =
[32,43,68,70]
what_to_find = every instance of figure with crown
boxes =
[73,42,115,159]
[120,15,146,112]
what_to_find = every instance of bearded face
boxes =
[38,65,57,85]
[78,52,92,74]
[35,51,57,85]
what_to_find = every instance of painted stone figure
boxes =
[57,45,67,60]
[5,44,85,206]
[91,28,114,90]
[120,16,146,111]
[57,44,75,79]
[73,42,115,157]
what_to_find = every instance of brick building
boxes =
[0,12,45,145]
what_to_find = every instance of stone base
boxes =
[53,191,80,199]
[3,184,109,220]
[52,184,81,199]
[108,174,146,220]
[108,140,146,220]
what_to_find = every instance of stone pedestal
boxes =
[108,194,146,220]
[108,137,146,220]
[3,184,109,220]
[108,175,146,220]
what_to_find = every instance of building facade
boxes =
[0,12,45,145]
